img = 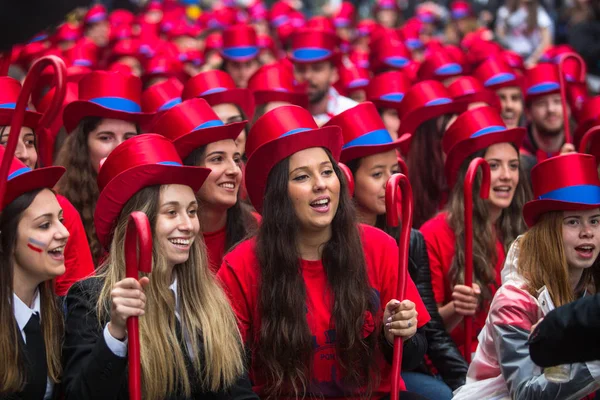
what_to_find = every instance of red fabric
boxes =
[203,226,226,274]
[420,212,505,358]
[54,194,95,296]
[217,224,430,399]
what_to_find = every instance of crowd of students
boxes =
[2,0,600,399]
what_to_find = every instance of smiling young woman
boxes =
[454,153,600,399]
[420,107,532,358]
[217,105,431,399]
[0,149,68,399]
[151,98,259,272]
[62,135,256,400]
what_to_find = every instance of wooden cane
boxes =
[463,158,491,363]
[385,173,413,400]
[124,211,153,400]
[0,55,66,206]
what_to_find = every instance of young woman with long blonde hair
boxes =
[62,135,256,399]
[454,153,600,399]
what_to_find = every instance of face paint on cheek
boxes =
[27,237,46,253]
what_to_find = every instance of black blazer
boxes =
[62,278,259,400]
[529,293,600,367]
[407,230,468,391]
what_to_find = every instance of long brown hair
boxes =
[446,147,531,301]
[256,150,380,398]
[519,212,600,306]
[0,189,63,395]
[183,145,258,251]
[407,115,454,228]
[94,185,245,399]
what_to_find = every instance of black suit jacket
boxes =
[529,293,600,367]
[62,278,258,400]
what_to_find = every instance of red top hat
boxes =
[524,63,560,102]
[366,70,411,110]
[182,70,255,118]
[249,1,268,21]
[464,38,502,68]
[337,64,370,95]
[289,28,339,64]
[450,0,473,19]
[248,64,308,108]
[18,42,48,69]
[64,39,98,68]
[221,24,259,62]
[325,102,401,163]
[374,0,400,11]
[357,18,378,38]
[349,49,369,69]
[141,77,183,113]
[109,9,135,27]
[333,2,355,28]
[151,98,246,159]
[143,54,182,83]
[306,16,335,33]
[95,134,211,248]
[54,22,81,43]
[0,146,65,211]
[574,96,600,147]
[84,4,108,25]
[417,50,463,82]
[269,1,294,28]
[245,105,343,212]
[63,71,151,133]
[397,80,466,153]
[0,77,41,128]
[501,50,525,71]
[398,19,424,50]
[447,76,501,111]
[442,106,525,186]
[473,57,522,90]
[523,153,600,227]
[444,45,469,74]
[108,39,143,64]
[257,34,277,56]
[370,34,411,73]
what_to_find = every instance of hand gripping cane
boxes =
[125,211,153,400]
[385,173,413,400]
[557,53,586,145]
[463,158,491,363]
[0,55,66,206]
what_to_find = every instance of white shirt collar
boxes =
[169,277,180,317]
[13,290,41,331]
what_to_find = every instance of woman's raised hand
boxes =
[452,283,481,317]
[108,277,150,340]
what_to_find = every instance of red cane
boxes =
[0,55,66,207]
[578,125,600,154]
[557,53,586,145]
[125,211,153,400]
[463,158,491,363]
[396,155,408,176]
[385,173,413,400]
[338,162,355,196]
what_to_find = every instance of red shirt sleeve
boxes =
[203,227,226,274]
[55,195,95,296]
[420,213,455,305]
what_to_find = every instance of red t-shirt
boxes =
[420,212,505,358]
[55,194,95,296]
[217,224,430,399]
[203,226,227,274]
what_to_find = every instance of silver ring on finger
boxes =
[407,321,412,328]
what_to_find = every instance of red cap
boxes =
[366,70,411,110]
[447,76,501,111]
[248,64,308,108]
[524,63,561,102]
[418,50,464,82]
[221,24,259,62]
[289,28,339,64]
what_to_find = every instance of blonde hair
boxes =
[519,211,600,307]
[95,185,245,399]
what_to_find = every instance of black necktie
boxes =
[21,313,47,399]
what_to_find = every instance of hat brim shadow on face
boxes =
[397,100,467,155]
[444,127,526,188]
[523,200,600,227]
[454,90,502,112]
[0,109,42,130]
[340,141,402,164]
[94,164,211,248]
[199,89,255,121]
[63,101,154,133]
[253,90,309,110]
[245,126,343,213]
[3,167,65,209]
[172,120,247,160]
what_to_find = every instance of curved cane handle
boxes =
[463,157,490,363]
[0,55,66,205]
[124,211,153,400]
[397,155,408,176]
[579,125,600,155]
[385,173,414,400]
[557,53,585,144]
[338,162,355,197]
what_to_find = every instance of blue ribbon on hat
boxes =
[343,128,394,149]
[0,102,17,109]
[384,56,409,68]
[435,63,462,76]
[200,87,227,96]
[194,119,225,130]
[157,97,182,112]
[527,81,560,95]
[292,48,332,62]
[281,127,311,137]
[484,72,517,87]
[8,167,32,180]
[538,184,600,204]
[425,98,452,106]
[222,46,260,60]
[89,97,142,113]
[470,125,506,138]
[380,93,405,102]
[157,161,183,166]
[348,78,369,89]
